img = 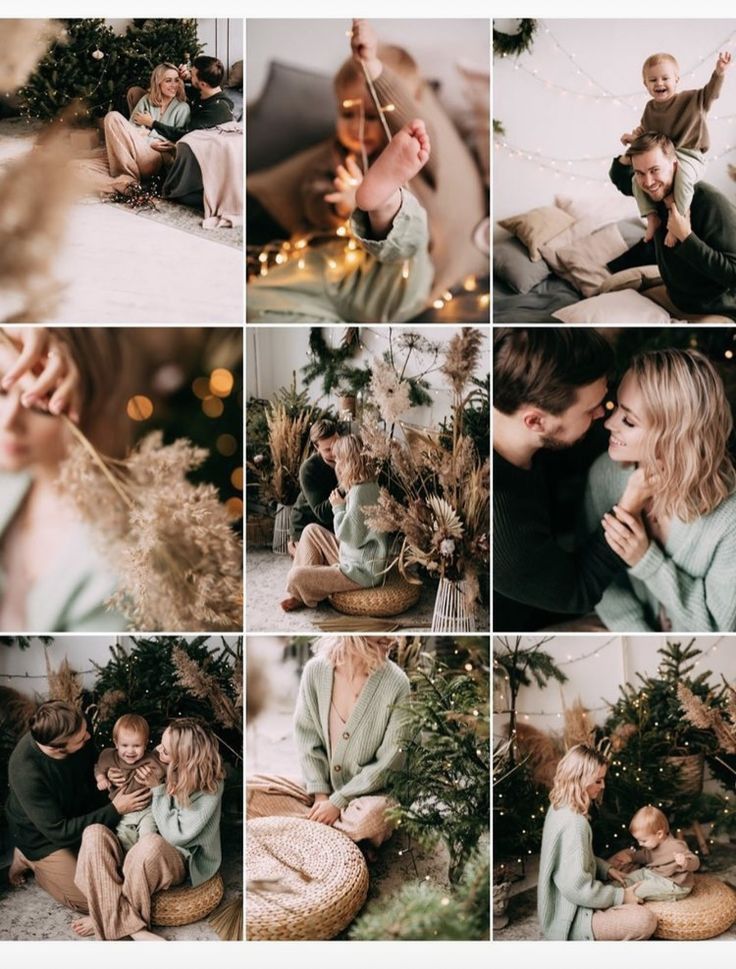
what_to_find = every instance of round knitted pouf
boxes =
[246,816,369,940]
[645,874,736,940]
[150,872,224,927]
[329,570,421,617]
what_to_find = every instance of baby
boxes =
[610,805,699,901]
[95,713,164,851]
[621,50,732,247]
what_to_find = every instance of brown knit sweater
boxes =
[631,835,700,887]
[640,72,724,151]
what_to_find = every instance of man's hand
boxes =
[132,111,154,129]
[307,795,341,826]
[106,767,126,787]
[716,51,732,76]
[324,155,364,217]
[112,787,152,815]
[665,197,692,243]
[350,19,382,80]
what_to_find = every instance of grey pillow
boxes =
[247,61,335,173]
[493,236,551,294]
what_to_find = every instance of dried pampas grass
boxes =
[45,653,82,707]
[209,895,242,941]
[564,698,595,749]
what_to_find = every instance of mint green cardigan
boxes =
[130,94,191,141]
[150,780,223,886]
[293,656,410,811]
[538,804,624,940]
[584,453,736,631]
[334,480,390,587]
[0,472,125,632]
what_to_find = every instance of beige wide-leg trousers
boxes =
[286,522,361,607]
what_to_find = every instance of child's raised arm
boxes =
[716,51,732,76]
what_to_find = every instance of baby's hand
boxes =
[621,131,634,146]
[324,155,364,217]
[96,776,110,791]
[350,19,382,80]
[716,51,732,75]
[674,852,687,868]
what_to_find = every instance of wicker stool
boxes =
[246,816,369,940]
[645,874,736,940]
[329,569,421,617]
[151,872,225,927]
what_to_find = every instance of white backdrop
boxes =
[246,325,489,428]
[493,19,736,221]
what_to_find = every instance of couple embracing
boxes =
[494,328,736,633]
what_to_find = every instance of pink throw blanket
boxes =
[180,122,243,229]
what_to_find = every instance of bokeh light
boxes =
[127,395,154,421]
[231,467,244,490]
[225,497,243,520]
[216,433,238,456]
[210,368,234,398]
[202,396,224,418]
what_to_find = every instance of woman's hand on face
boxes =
[1,327,81,421]
[618,466,656,515]
[112,787,152,815]
[329,488,346,507]
[602,505,650,567]
[622,886,643,905]
[307,798,341,826]
[134,762,164,788]
[106,767,126,787]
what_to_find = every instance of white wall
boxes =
[246,18,489,117]
[246,326,490,428]
[493,19,736,220]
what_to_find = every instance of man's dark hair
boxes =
[309,418,338,445]
[627,131,676,159]
[193,56,225,89]
[494,328,613,416]
[30,700,84,747]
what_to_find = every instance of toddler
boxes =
[94,713,164,851]
[611,805,699,901]
[621,50,731,246]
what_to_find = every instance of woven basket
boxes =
[150,872,225,927]
[246,816,369,940]
[431,577,476,632]
[272,503,292,555]
[665,752,705,797]
[329,569,421,617]
[646,875,736,940]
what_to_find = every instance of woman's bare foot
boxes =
[8,848,29,887]
[71,915,96,938]
[131,928,166,941]
[280,595,303,611]
[355,119,430,236]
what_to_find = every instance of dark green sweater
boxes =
[290,453,337,540]
[609,157,736,320]
[153,88,234,143]
[493,449,625,631]
[6,732,119,860]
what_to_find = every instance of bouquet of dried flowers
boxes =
[363,328,489,608]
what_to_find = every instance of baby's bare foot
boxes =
[71,915,96,938]
[280,595,303,612]
[663,229,678,247]
[355,119,430,213]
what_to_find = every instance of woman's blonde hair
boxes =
[311,635,394,675]
[164,718,224,806]
[149,62,187,106]
[549,744,608,815]
[333,434,374,489]
[629,349,736,521]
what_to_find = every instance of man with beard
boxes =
[494,328,635,631]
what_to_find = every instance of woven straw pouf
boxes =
[329,569,421,617]
[246,816,369,940]
[151,872,225,927]
[645,874,736,940]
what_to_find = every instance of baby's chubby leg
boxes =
[355,119,430,238]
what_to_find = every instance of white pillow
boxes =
[552,289,673,325]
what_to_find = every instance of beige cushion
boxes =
[598,265,662,294]
[552,289,673,324]
[553,223,628,297]
[555,186,636,228]
[498,206,574,262]
[538,215,604,274]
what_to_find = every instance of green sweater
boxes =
[334,480,390,587]
[150,780,223,886]
[289,453,337,539]
[538,805,623,941]
[6,732,119,860]
[293,656,410,811]
[609,156,736,319]
[130,93,191,141]
[153,89,233,143]
[584,453,736,631]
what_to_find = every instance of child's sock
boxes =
[355,119,431,238]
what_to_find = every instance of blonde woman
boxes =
[583,348,736,632]
[538,745,657,941]
[248,636,410,849]
[103,63,191,192]
[73,719,224,940]
[281,434,389,611]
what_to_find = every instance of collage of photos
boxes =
[0,12,494,956]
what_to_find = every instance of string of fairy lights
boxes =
[495,21,736,181]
